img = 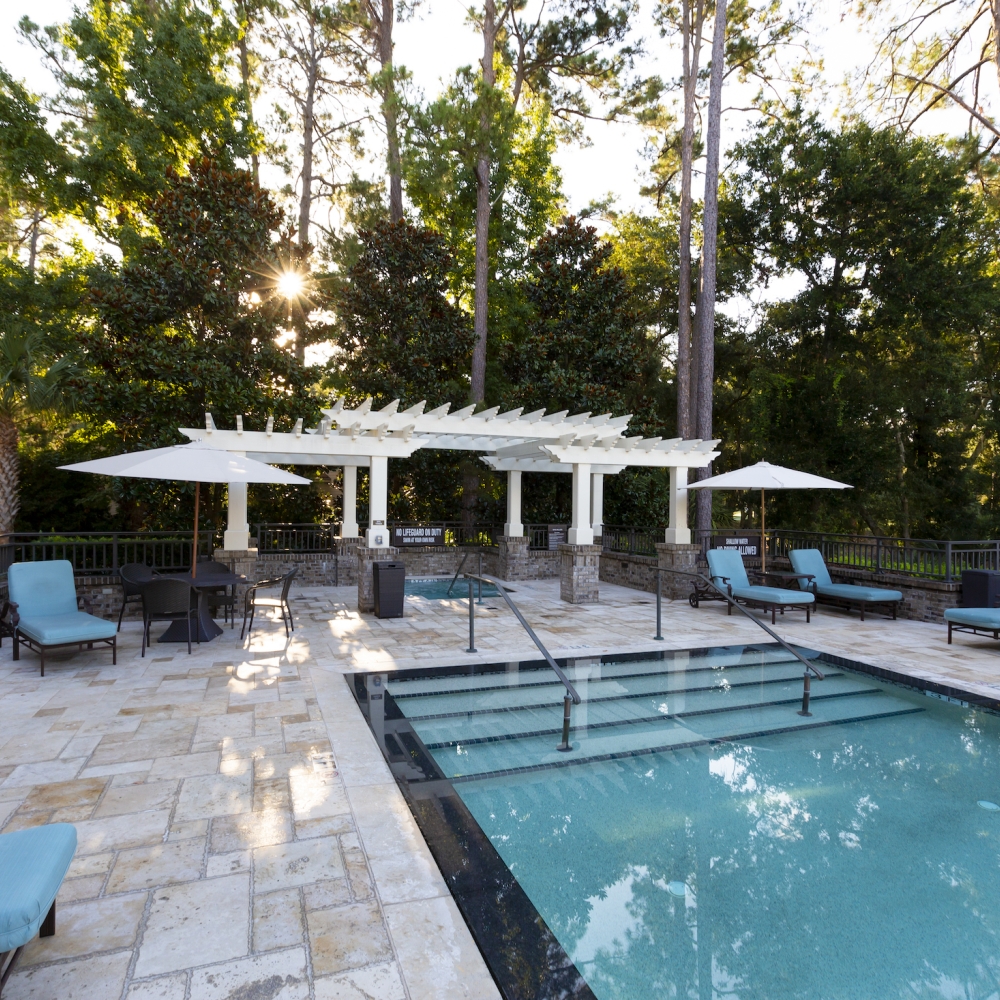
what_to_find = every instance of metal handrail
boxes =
[663,568,825,680]
[661,568,824,716]
[463,572,581,751]
[446,551,471,597]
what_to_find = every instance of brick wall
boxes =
[599,551,660,593]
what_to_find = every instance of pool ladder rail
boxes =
[462,572,581,752]
[460,569,823,751]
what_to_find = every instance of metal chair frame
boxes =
[139,579,200,656]
[241,568,297,640]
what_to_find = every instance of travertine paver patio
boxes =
[2,576,999,1000]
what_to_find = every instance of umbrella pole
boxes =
[761,488,766,574]
[192,481,200,579]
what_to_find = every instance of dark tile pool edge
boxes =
[348,672,597,1000]
[811,649,1000,713]
[347,643,1000,1000]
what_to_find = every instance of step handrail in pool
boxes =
[662,568,825,715]
[464,572,581,752]
[446,551,471,597]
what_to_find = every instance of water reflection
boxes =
[459,697,1000,1000]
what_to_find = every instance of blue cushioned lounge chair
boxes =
[706,549,814,624]
[789,549,902,621]
[943,607,1000,645]
[0,823,77,996]
[6,560,116,675]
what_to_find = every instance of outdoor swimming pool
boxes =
[352,645,1000,1000]
[404,577,499,600]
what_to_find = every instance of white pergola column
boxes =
[223,481,250,550]
[590,473,604,540]
[504,470,524,536]
[664,466,691,544]
[568,463,594,545]
[366,456,389,548]
[341,465,359,538]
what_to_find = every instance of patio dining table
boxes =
[155,569,244,643]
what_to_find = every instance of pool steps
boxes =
[384,652,922,780]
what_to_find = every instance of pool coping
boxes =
[346,642,1000,1000]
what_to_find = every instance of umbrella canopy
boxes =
[687,461,851,491]
[60,441,310,485]
[687,461,851,572]
[60,441,310,578]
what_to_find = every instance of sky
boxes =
[0,0,886,220]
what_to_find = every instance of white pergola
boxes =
[180,398,720,549]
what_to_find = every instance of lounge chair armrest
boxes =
[2,600,19,626]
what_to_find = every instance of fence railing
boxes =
[697,528,1000,583]
[602,524,661,557]
[255,523,339,553]
[0,531,219,576]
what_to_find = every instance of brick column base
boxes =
[497,535,530,581]
[357,546,400,613]
[559,543,601,604]
[656,542,700,600]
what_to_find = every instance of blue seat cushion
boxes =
[8,561,79,618]
[707,549,751,590]
[0,823,77,952]
[788,549,833,589]
[816,584,903,603]
[17,612,117,645]
[944,608,1000,628]
[732,586,814,605]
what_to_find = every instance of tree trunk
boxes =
[692,0,727,533]
[676,0,704,440]
[27,209,40,277]
[470,0,497,405]
[295,54,317,366]
[378,0,403,222]
[993,0,1000,91]
[239,31,259,184]
[0,415,20,535]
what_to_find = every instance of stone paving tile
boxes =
[6,577,997,1000]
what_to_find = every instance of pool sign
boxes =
[712,535,760,557]
[392,526,445,547]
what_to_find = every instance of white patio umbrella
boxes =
[60,441,310,577]
[688,461,852,572]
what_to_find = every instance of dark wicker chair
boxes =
[118,563,157,632]
[139,579,199,656]
[241,568,297,640]
[195,560,237,628]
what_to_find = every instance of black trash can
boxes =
[373,561,405,619]
[961,569,1000,608]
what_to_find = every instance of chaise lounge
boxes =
[943,607,1000,645]
[707,549,815,624]
[5,560,117,675]
[0,823,77,997]
[789,548,903,621]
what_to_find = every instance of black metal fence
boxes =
[255,523,340,553]
[601,524,661,557]
[0,531,219,576]
[697,528,1000,583]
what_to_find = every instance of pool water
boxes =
[404,577,498,600]
[382,647,1000,999]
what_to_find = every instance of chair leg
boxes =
[117,597,126,633]
[948,623,952,645]
[860,604,865,622]
[40,647,44,678]
[13,633,18,661]
[112,634,117,666]
[771,607,776,625]
[141,617,147,657]
[186,613,192,656]
[806,606,811,623]
[40,901,55,938]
